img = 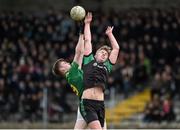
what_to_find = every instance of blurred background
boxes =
[0,0,180,128]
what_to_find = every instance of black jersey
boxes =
[82,53,113,91]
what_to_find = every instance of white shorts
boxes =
[74,107,87,129]
[77,107,85,120]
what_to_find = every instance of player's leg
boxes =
[74,107,87,129]
[74,119,87,129]
[88,120,102,129]
[74,107,105,130]
[79,99,103,129]
[97,101,105,129]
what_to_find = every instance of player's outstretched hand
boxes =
[105,26,114,35]
[84,12,92,24]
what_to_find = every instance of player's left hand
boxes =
[105,26,114,35]
[84,12,92,24]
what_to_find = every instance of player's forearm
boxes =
[75,35,84,54]
[74,35,84,68]
[107,33,119,50]
[73,52,84,68]
[108,33,120,64]
[84,23,91,41]
[84,23,92,55]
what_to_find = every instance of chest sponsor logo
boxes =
[93,62,98,66]
[93,62,108,72]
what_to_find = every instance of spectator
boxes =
[143,94,163,123]
[162,96,176,122]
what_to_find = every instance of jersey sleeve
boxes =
[65,62,83,96]
[66,62,79,79]
[83,53,94,65]
[104,60,114,72]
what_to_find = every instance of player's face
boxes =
[59,61,71,75]
[95,49,109,63]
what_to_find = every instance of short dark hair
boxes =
[52,58,66,76]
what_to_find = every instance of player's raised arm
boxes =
[84,12,92,55]
[105,26,120,64]
[73,34,85,69]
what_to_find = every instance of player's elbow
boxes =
[116,45,120,50]
[111,42,120,50]
[111,47,120,56]
[113,46,120,52]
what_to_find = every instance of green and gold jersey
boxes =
[65,62,84,97]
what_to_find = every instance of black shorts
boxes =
[79,99,105,127]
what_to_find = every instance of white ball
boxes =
[70,6,86,21]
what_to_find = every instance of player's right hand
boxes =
[84,12,92,24]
